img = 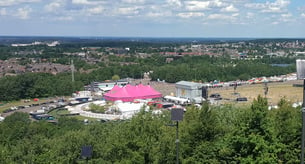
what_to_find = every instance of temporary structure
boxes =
[104,84,162,102]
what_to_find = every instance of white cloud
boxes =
[44,2,62,12]
[0,8,7,16]
[245,0,290,13]
[71,0,89,5]
[87,6,105,15]
[146,12,164,17]
[207,13,237,21]
[185,1,210,11]
[210,0,225,8]
[184,0,228,11]
[245,3,264,10]
[221,4,238,12]
[272,21,279,25]
[55,16,73,21]
[177,12,204,18]
[281,13,291,18]
[71,0,105,5]
[15,7,32,19]
[116,7,141,15]
[0,0,40,6]
[121,0,145,3]
[280,13,293,22]
[207,14,226,20]
[146,11,172,18]
[232,13,239,17]
[246,12,254,19]
[302,13,305,18]
[167,0,182,8]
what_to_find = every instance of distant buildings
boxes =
[0,58,70,77]
[11,41,60,47]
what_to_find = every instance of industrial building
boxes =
[297,59,305,79]
[175,81,206,103]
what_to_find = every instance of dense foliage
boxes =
[0,73,83,101]
[149,56,296,82]
[0,54,296,101]
[0,97,301,163]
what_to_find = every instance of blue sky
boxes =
[0,0,305,38]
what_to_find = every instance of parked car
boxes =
[236,97,247,102]
[210,93,222,100]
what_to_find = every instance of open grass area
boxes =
[49,108,100,122]
[209,80,303,106]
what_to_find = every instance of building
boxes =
[175,81,204,103]
[85,79,130,92]
[297,59,305,79]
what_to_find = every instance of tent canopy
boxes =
[104,84,162,102]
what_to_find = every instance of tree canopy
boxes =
[0,97,302,163]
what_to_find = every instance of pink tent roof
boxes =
[104,85,121,96]
[143,85,162,98]
[104,84,162,102]
[112,85,121,92]
[104,87,133,102]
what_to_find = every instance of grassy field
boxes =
[209,80,304,106]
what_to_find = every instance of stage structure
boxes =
[296,59,305,80]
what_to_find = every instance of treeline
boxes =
[0,63,149,101]
[149,56,296,82]
[0,73,82,101]
[0,96,301,163]
[0,55,297,101]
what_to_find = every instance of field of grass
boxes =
[209,80,304,106]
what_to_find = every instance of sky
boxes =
[0,0,305,38]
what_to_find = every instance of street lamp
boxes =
[81,145,92,163]
[301,107,305,164]
[168,108,184,164]
[263,82,268,98]
[302,79,305,164]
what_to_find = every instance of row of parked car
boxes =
[2,99,67,114]
[2,104,39,113]
[209,93,248,102]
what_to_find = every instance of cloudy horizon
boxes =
[0,0,305,38]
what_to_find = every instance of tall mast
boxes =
[71,59,75,82]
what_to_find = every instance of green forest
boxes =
[0,96,301,163]
[0,55,296,101]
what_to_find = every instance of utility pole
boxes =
[301,79,305,164]
[71,59,75,82]
[71,59,75,92]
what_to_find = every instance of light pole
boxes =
[81,145,92,164]
[175,121,179,164]
[301,79,305,164]
[264,82,268,98]
[168,108,184,164]
[301,107,305,164]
